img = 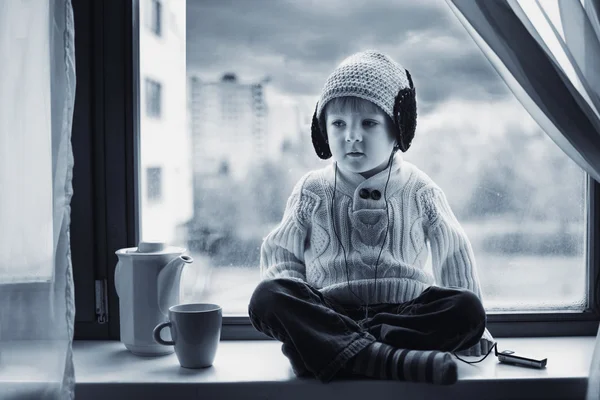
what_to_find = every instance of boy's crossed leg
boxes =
[348,341,457,385]
[344,286,487,385]
[249,279,483,385]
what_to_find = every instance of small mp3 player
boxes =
[495,346,547,369]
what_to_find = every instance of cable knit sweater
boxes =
[260,153,494,356]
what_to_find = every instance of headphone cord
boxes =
[332,153,496,365]
[332,163,364,305]
[331,151,395,320]
[453,342,498,365]
[366,151,395,320]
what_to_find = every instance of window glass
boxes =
[139,0,189,244]
[139,0,587,316]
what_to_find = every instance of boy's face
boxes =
[325,104,397,179]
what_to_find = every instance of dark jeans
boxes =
[248,278,486,383]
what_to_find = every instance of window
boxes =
[146,0,162,37]
[145,78,162,117]
[146,167,163,202]
[134,0,598,337]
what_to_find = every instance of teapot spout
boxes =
[157,254,194,315]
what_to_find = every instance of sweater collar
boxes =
[322,152,411,200]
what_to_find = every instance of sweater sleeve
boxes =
[259,175,315,282]
[422,186,495,356]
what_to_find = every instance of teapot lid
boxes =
[138,241,167,253]
[116,241,186,256]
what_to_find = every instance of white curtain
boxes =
[0,0,76,398]
[444,0,600,398]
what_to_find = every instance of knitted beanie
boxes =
[311,50,417,159]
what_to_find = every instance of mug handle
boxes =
[153,321,175,346]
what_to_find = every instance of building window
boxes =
[147,0,162,37]
[145,78,162,118]
[147,167,162,202]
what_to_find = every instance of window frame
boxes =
[71,0,101,337]
[72,0,600,340]
[72,0,138,340]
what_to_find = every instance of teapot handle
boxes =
[114,261,123,298]
[157,255,193,315]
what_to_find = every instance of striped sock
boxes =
[349,342,457,385]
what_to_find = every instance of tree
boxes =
[465,126,585,230]
[526,132,585,228]
[244,160,291,225]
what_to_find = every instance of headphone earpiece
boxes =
[392,69,417,153]
[311,104,332,159]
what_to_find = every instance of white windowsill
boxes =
[73,337,595,400]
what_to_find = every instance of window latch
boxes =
[95,279,109,324]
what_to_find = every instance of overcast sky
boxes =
[185,0,511,115]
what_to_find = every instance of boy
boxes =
[248,50,494,385]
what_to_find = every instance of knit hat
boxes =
[311,50,417,159]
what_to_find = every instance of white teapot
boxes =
[115,241,193,356]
